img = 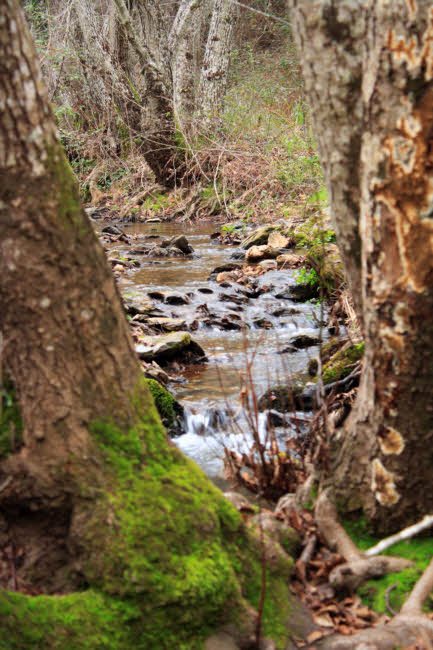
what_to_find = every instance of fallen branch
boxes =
[365,514,433,558]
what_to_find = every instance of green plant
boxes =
[295,267,319,287]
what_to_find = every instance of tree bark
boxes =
[198,0,239,130]
[170,0,207,134]
[0,4,299,647]
[0,0,148,542]
[289,0,433,532]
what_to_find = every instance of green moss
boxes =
[45,145,92,237]
[0,378,298,648]
[242,550,294,648]
[322,342,364,385]
[0,589,207,649]
[292,214,336,251]
[0,377,23,457]
[145,378,178,427]
[343,516,433,614]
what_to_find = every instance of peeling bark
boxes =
[289,0,433,532]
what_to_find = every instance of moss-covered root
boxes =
[308,340,364,385]
[0,381,307,649]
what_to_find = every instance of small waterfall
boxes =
[183,406,230,436]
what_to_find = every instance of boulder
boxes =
[276,253,304,267]
[253,317,273,329]
[245,245,279,263]
[306,242,344,294]
[123,296,156,316]
[145,378,184,436]
[142,361,169,384]
[146,317,187,332]
[165,292,190,305]
[135,331,206,364]
[208,262,243,279]
[271,307,300,317]
[229,250,246,261]
[288,333,320,349]
[168,234,194,254]
[275,283,319,302]
[259,259,278,270]
[102,225,124,236]
[147,291,165,301]
[151,247,169,257]
[258,378,316,412]
[241,225,275,249]
[268,231,289,248]
[109,258,133,268]
[290,282,319,302]
[216,272,236,283]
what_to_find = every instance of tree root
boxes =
[315,491,412,590]
[312,491,433,648]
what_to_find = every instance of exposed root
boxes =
[315,491,412,590]
[310,492,433,649]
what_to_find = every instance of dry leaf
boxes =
[312,613,334,628]
[307,630,325,643]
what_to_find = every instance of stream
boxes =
[103,220,325,484]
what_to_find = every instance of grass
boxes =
[47,30,326,229]
[344,517,433,614]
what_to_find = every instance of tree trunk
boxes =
[198,0,239,130]
[0,2,298,646]
[289,0,433,532]
[112,0,185,187]
[170,0,207,135]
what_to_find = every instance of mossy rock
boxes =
[321,341,364,385]
[306,242,344,294]
[145,378,183,433]
[321,337,345,364]
[0,379,308,649]
[241,225,275,250]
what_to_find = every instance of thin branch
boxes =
[365,514,433,558]
[226,0,291,26]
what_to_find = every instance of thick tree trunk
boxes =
[0,0,152,580]
[198,0,239,130]
[170,0,207,134]
[0,3,299,647]
[112,0,185,187]
[289,0,433,532]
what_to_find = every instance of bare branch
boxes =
[365,514,433,558]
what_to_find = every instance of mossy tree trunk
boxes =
[0,3,300,647]
[289,0,433,533]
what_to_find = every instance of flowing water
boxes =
[106,221,324,481]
